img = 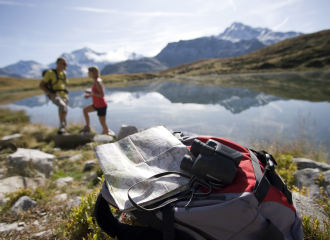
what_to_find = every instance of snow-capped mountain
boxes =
[2,22,303,78]
[3,61,48,79]
[218,22,303,45]
[0,68,24,78]
[48,47,144,78]
[2,48,144,79]
[102,22,303,74]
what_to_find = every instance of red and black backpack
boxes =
[94,134,303,240]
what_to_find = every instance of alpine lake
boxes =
[2,70,330,160]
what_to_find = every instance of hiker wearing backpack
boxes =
[80,66,113,135]
[39,57,69,135]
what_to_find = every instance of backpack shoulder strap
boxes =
[249,149,293,204]
[94,193,163,240]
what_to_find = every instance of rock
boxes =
[0,197,9,206]
[32,230,52,238]
[293,158,330,171]
[83,160,97,172]
[93,134,115,143]
[54,177,74,188]
[11,196,37,214]
[1,133,22,148]
[52,134,94,149]
[84,172,97,182]
[69,154,83,162]
[18,222,25,227]
[293,168,321,199]
[66,196,81,209]
[0,176,46,200]
[82,142,94,150]
[0,222,18,232]
[5,148,55,178]
[293,192,329,229]
[117,125,138,140]
[54,193,67,202]
[33,220,39,226]
[108,129,116,136]
[57,155,70,160]
[0,168,4,180]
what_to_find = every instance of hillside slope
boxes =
[161,30,330,76]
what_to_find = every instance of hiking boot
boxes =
[80,126,91,134]
[107,129,115,137]
[58,124,67,135]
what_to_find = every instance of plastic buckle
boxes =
[266,154,275,172]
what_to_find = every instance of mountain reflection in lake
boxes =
[3,81,330,151]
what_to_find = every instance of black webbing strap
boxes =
[47,69,68,93]
[94,193,162,240]
[249,149,293,204]
[249,150,271,203]
[259,219,285,240]
[128,171,212,211]
[264,169,293,204]
[162,204,176,240]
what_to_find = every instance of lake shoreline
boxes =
[1,69,330,105]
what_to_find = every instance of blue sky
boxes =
[0,0,329,67]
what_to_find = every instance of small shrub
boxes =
[275,154,297,188]
[63,188,114,240]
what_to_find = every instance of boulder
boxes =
[293,158,330,171]
[1,133,22,148]
[5,148,55,178]
[117,125,138,140]
[54,177,74,188]
[83,160,97,172]
[293,168,321,199]
[0,176,46,200]
[324,170,330,196]
[11,196,37,214]
[293,192,329,229]
[93,134,115,143]
[52,134,94,149]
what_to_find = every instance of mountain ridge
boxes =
[0,22,303,79]
[1,48,143,79]
[101,22,303,74]
[161,30,330,76]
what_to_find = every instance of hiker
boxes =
[39,57,69,135]
[81,66,112,135]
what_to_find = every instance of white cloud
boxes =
[273,17,289,31]
[228,0,237,12]
[70,6,197,17]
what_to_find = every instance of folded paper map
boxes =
[94,126,191,211]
